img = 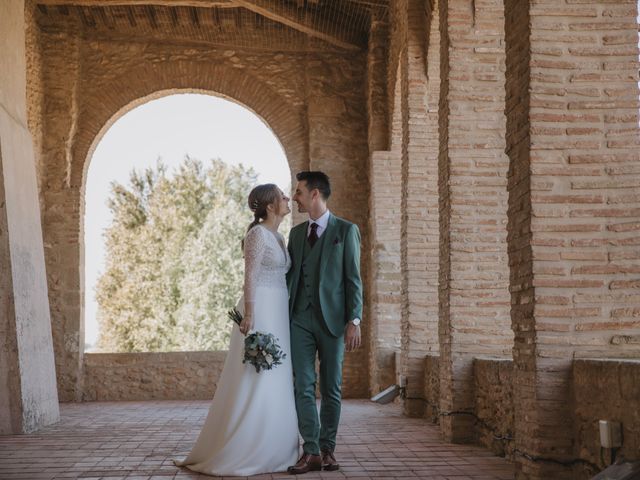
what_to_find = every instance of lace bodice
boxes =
[243,225,291,305]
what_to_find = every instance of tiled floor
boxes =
[0,400,514,480]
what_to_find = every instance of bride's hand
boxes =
[239,314,253,335]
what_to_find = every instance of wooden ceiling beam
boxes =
[233,0,364,51]
[36,0,372,51]
[36,1,236,8]
[347,0,388,7]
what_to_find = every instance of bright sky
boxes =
[84,93,290,348]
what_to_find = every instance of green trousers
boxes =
[290,308,345,455]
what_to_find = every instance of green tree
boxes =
[95,157,257,352]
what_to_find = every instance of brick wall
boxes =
[398,0,441,417]
[367,11,389,154]
[505,1,640,477]
[366,12,401,396]
[438,0,512,442]
[83,352,227,401]
[368,149,402,395]
[83,348,366,401]
[472,357,640,478]
[504,0,538,476]
[366,2,406,397]
[422,0,441,358]
[527,0,640,358]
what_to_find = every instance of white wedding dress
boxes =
[175,224,299,476]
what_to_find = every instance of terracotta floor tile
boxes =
[0,400,513,479]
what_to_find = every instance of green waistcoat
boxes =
[292,231,326,317]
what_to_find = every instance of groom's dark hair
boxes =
[296,171,331,200]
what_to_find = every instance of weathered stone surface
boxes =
[82,348,369,402]
[573,359,640,479]
[473,358,515,458]
[0,0,59,435]
[82,351,227,401]
[423,354,440,423]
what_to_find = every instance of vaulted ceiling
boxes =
[35,0,389,52]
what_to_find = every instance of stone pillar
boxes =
[367,11,403,395]
[438,0,512,441]
[398,0,441,417]
[367,11,390,155]
[0,0,59,434]
[40,29,84,402]
[368,149,402,395]
[505,0,640,477]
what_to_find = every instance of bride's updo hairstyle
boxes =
[246,183,280,234]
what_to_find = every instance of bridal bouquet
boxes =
[227,307,287,373]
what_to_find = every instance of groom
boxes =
[286,171,363,474]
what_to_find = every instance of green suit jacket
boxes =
[287,213,363,337]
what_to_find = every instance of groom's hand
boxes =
[345,323,361,352]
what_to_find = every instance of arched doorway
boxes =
[42,72,308,401]
[84,92,291,352]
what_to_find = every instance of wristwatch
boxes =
[350,318,361,327]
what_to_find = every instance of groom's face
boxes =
[293,181,312,213]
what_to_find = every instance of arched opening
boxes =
[83,92,290,352]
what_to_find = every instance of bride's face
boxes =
[274,189,291,217]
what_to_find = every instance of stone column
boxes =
[505,0,640,477]
[367,12,403,395]
[368,147,402,395]
[438,0,512,441]
[0,0,59,434]
[396,0,442,417]
[40,29,84,402]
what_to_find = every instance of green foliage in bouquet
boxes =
[227,307,243,326]
[227,307,287,373]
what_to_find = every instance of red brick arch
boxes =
[71,62,308,190]
[80,88,299,189]
[72,63,309,341]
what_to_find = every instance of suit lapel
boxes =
[294,221,308,278]
[319,214,337,279]
[289,222,307,316]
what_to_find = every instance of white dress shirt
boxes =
[307,209,331,239]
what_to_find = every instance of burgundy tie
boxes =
[308,222,319,248]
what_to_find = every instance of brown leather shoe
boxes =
[321,449,340,471]
[287,453,322,474]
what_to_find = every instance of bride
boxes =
[174,183,299,476]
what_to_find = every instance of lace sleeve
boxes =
[243,226,266,316]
